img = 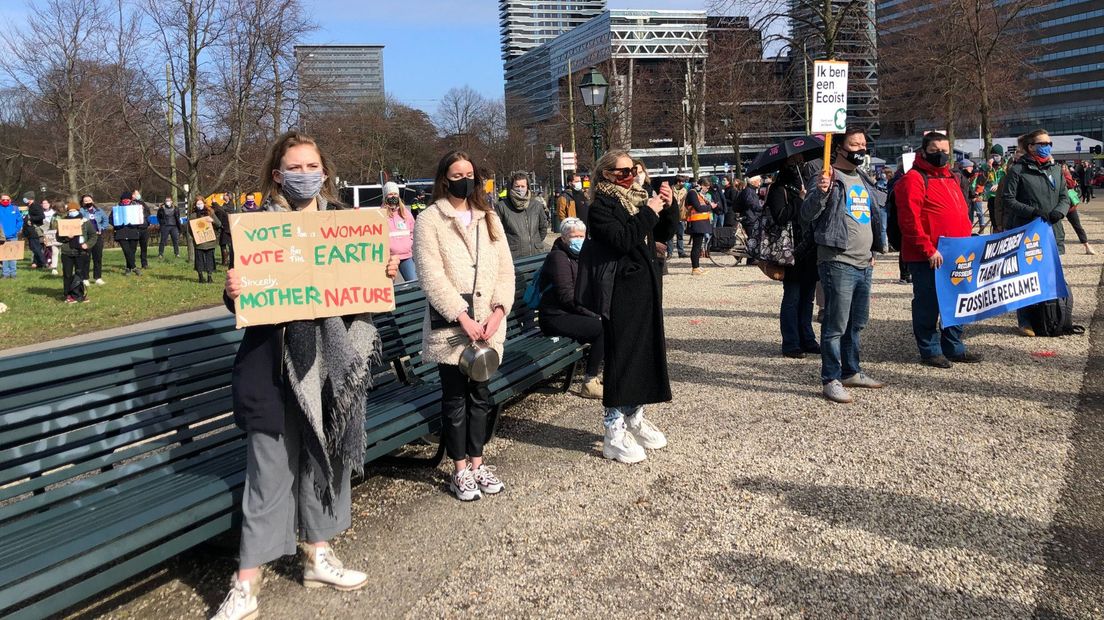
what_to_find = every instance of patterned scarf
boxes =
[595,180,648,216]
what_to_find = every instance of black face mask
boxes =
[447,177,475,200]
[841,148,867,167]
[385,196,400,206]
[923,151,950,168]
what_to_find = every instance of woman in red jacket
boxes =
[895,132,983,368]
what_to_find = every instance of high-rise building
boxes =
[499,0,606,62]
[294,45,385,116]
[877,0,1104,144]
[790,0,880,138]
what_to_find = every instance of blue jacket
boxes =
[800,168,886,254]
[81,206,110,233]
[0,204,22,239]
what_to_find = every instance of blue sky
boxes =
[0,0,714,113]
[311,0,712,113]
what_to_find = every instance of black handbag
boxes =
[428,220,479,330]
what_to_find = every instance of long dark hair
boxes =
[431,150,498,241]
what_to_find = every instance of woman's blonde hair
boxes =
[589,149,633,201]
[259,131,340,209]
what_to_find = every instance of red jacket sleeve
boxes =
[896,171,935,259]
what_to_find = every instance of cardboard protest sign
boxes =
[56,218,83,237]
[0,241,24,261]
[189,217,217,245]
[935,218,1068,327]
[229,209,394,328]
[811,60,849,134]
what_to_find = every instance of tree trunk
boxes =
[66,109,79,197]
[978,78,992,158]
[944,97,956,151]
[272,57,283,138]
[733,142,743,178]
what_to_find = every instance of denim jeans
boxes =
[907,261,964,359]
[817,261,872,384]
[780,270,819,353]
[397,257,417,282]
[667,221,685,257]
[604,405,643,428]
[970,201,987,228]
[1,260,14,277]
[877,206,889,250]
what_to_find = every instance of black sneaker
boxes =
[948,352,983,364]
[921,356,953,369]
[783,350,806,359]
[133,269,141,276]
[802,344,822,354]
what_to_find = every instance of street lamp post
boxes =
[578,67,609,165]
[545,144,558,228]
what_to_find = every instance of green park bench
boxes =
[0,253,585,619]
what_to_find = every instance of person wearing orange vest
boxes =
[685,176,714,275]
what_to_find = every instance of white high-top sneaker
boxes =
[626,409,667,450]
[602,419,647,464]
[301,545,369,591]
[210,576,258,620]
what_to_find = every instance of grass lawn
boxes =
[0,246,225,351]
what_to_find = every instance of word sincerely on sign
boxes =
[229,209,394,327]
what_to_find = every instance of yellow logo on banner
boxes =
[1024,233,1043,264]
[951,252,975,285]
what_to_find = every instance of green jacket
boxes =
[51,217,99,257]
[1001,158,1070,253]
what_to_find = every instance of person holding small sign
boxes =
[190,197,221,283]
[414,151,515,502]
[800,127,886,404]
[52,202,98,303]
[215,131,399,620]
[896,132,982,368]
[113,191,142,276]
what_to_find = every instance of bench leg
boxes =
[376,438,446,468]
[561,359,579,393]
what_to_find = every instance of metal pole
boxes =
[803,41,810,135]
[567,59,577,155]
[591,108,602,162]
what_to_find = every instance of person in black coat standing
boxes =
[113,191,142,276]
[576,150,678,465]
[131,190,151,269]
[539,217,604,400]
[157,197,182,258]
[767,155,820,358]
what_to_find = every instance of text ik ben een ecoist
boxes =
[237,222,394,310]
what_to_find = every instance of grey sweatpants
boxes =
[238,404,352,569]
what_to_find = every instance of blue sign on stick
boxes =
[935,218,1068,327]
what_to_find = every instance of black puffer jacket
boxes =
[1001,158,1070,253]
[539,237,597,317]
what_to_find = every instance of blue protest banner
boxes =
[935,218,1068,327]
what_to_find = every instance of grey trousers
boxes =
[238,404,352,569]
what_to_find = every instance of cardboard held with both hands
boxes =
[0,241,24,261]
[189,217,217,244]
[56,218,83,237]
[229,209,395,328]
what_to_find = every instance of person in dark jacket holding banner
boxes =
[1002,129,1071,337]
[800,127,886,404]
[113,191,142,276]
[896,132,982,368]
[576,150,678,464]
[52,202,98,303]
[768,155,819,358]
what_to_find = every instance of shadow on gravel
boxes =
[713,551,1034,617]
[732,475,1072,565]
[491,415,601,457]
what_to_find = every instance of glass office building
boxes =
[500,0,607,62]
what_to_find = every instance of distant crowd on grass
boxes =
[0,189,259,303]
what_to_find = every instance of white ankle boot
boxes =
[603,419,647,464]
[301,545,369,591]
[210,575,258,620]
[626,410,667,450]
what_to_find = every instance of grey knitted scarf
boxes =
[283,314,380,513]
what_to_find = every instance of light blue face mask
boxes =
[568,238,584,254]
[1035,145,1052,159]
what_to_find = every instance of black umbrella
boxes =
[744,135,826,178]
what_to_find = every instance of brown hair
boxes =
[431,150,498,241]
[589,149,633,201]
[259,131,340,209]
[1019,129,1049,151]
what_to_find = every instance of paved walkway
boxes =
[65,209,1104,619]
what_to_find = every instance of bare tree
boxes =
[436,86,488,149]
[710,0,872,61]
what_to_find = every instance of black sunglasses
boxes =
[1031,141,1053,147]
[607,167,633,178]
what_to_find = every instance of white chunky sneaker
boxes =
[210,576,258,620]
[626,410,667,450]
[472,464,504,494]
[301,545,368,591]
[95,278,105,285]
[602,420,647,464]
[449,466,482,501]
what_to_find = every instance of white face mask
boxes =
[635,173,646,186]
[572,182,582,191]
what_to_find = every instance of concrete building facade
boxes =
[294,45,385,116]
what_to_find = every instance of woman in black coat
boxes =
[575,150,679,464]
[767,155,820,358]
[539,217,604,400]
[685,177,714,275]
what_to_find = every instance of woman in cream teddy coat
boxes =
[414,151,515,501]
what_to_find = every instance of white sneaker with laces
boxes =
[602,420,647,464]
[626,410,667,450]
[472,464,504,494]
[210,576,258,620]
[82,279,90,286]
[302,545,368,591]
[95,278,105,285]
[449,465,482,501]
[51,269,58,275]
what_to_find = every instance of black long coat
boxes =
[575,191,678,408]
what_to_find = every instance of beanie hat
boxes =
[119,191,132,202]
[960,159,974,169]
[382,182,400,199]
[990,144,1005,155]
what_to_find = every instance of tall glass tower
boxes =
[499,0,607,62]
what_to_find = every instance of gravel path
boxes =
[71,208,1104,619]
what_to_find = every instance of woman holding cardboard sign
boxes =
[215,131,398,620]
[414,151,515,502]
[190,197,221,283]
